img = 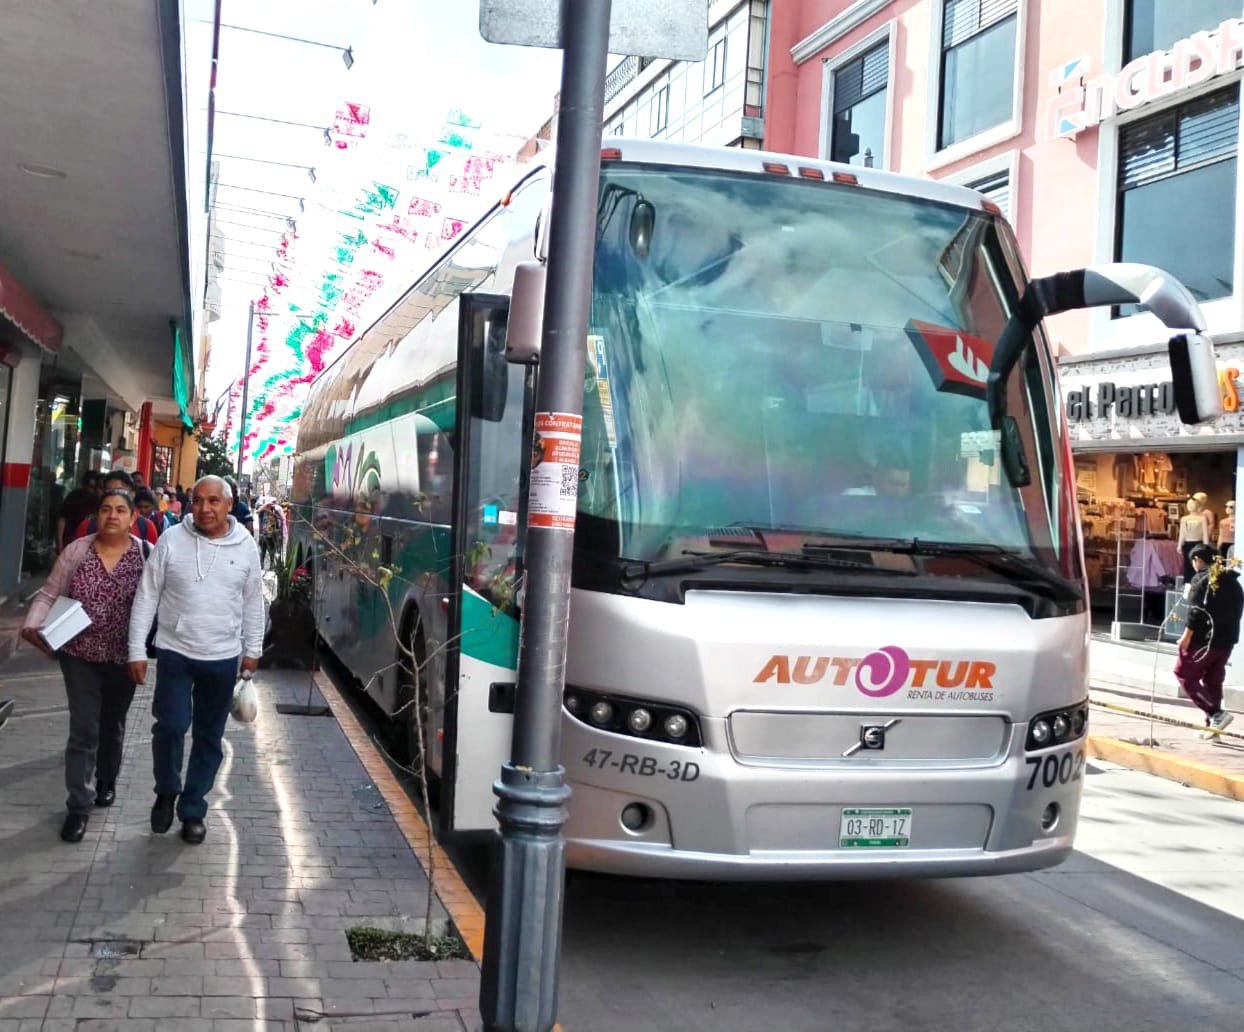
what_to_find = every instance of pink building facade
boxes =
[764,0,1244,358]
[766,1,1244,665]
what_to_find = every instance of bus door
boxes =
[442,293,535,832]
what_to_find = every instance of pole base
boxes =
[479,764,571,1032]
[274,704,332,717]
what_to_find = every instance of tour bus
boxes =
[291,139,1219,879]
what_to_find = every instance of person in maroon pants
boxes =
[1176,544,1242,739]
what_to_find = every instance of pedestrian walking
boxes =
[56,470,102,552]
[20,489,149,842]
[75,470,159,545]
[1176,543,1242,738]
[127,475,264,844]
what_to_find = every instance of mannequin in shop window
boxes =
[1193,491,1216,542]
[1178,498,1211,581]
[1219,500,1236,559]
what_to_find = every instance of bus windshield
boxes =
[581,164,1072,578]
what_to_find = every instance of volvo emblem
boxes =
[842,718,902,756]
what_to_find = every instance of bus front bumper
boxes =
[559,718,1085,880]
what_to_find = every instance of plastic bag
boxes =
[231,675,258,723]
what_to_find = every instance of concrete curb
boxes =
[1086,734,1244,803]
[313,671,488,961]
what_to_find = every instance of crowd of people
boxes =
[20,473,265,844]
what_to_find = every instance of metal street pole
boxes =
[235,300,254,478]
[479,1,612,1029]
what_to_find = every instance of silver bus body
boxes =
[290,140,1205,878]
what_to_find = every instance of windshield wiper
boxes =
[817,539,1082,603]
[620,548,916,583]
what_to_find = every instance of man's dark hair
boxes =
[134,488,157,508]
[82,470,103,487]
[1191,544,1220,566]
[103,469,135,491]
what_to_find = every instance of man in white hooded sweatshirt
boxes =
[128,475,263,844]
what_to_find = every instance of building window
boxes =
[938,0,1019,150]
[704,35,727,95]
[966,168,1011,217]
[1116,86,1238,314]
[152,445,174,489]
[1124,0,1241,63]
[650,84,670,134]
[830,42,888,167]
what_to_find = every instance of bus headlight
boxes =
[627,708,652,733]
[563,686,702,747]
[1025,701,1089,751]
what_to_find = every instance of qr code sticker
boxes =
[560,465,579,498]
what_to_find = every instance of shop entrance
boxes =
[1076,447,1238,640]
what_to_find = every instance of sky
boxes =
[185,0,564,470]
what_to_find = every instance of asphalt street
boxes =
[552,760,1244,1031]
[315,657,1244,1032]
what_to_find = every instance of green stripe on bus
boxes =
[459,586,519,669]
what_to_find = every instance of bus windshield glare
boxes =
[581,164,1071,578]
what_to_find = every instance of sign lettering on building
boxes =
[1048,18,1244,139]
[1066,367,1240,422]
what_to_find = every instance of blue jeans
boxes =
[151,649,238,821]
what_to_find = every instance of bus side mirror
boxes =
[1169,332,1222,424]
[629,199,654,258]
[505,261,545,364]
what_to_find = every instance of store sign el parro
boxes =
[1048,17,1244,139]
[1067,368,1239,421]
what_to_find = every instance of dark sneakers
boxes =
[61,813,88,843]
[180,819,206,845]
[95,783,116,807]
[151,794,176,833]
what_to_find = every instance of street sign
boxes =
[480,0,707,61]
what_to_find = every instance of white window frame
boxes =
[941,150,1019,220]
[1089,74,1244,350]
[818,22,896,171]
[650,82,670,135]
[924,0,1029,172]
[704,33,728,96]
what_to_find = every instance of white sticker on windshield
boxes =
[960,430,1000,458]
[587,334,619,449]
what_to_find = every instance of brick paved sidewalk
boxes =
[0,660,481,1031]
[1090,686,1244,772]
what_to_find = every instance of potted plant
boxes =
[260,549,316,669]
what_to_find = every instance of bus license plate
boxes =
[840,807,912,848]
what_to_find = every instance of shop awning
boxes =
[171,321,195,429]
[0,259,61,352]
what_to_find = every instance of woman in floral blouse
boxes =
[22,489,148,842]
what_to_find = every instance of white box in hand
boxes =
[40,597,92,651]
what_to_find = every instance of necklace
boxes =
[195,535,221,582]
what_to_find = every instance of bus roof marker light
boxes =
[981,199,1002,216]
[601,147,623,161]
[797,167,825,180]
[589,700,614,726]
[831,171,859,185]
[762,162,790,175]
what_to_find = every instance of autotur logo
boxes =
[854,645,912,698]
[753,646,997,701]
